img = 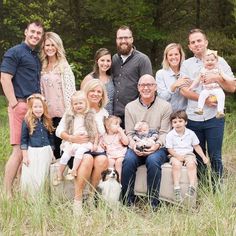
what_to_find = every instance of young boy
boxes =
[165,110,209,202]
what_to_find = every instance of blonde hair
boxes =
[69,90,90,115]
[64,91,97,142]
[162,43,185,70]
[82,79,108,108]
[134,121,149,132]
[104,115,121,133]
[40,32,68,73]
[25,93,54,135]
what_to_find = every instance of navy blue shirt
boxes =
[0,42,41,99]
[21,119,54,150]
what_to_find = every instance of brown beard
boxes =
[117,43,132,55]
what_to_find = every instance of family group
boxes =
[1,20,236,215]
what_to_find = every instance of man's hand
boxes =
[142,143,161,156]
[133,145,146,157]
[205,96,217,107]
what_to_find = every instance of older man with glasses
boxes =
[121,74,172,210]
[112,25,153,128]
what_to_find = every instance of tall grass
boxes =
[0,95,236,235]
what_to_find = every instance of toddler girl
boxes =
[102,115,129,178]
[189,49,234,118]
[54,90,99,185]
[20,93,55,196]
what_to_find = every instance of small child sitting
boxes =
[132,121,159,152]
[189,49,235,119]
[54,91,99,185]
[102,115,129,178]
[165,110,209,202]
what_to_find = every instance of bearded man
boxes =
[112,25,152,127]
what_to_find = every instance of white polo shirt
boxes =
[165,128,199,155]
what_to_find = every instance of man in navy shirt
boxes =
[0,20,44,198]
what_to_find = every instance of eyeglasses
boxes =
[138,83,156,88]
[116,36,132,41]
[27,93,46,102]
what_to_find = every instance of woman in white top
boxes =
[156,43,190,111]
[40,32,76,159]
[56,79,109,215]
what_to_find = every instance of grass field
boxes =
[0,95,236,236]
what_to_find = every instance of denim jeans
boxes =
[187,117,224,182]
[121,147,168,208]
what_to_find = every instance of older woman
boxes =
[81,48,114,115]
[155,43,190,111]
[40,32,76,159]
[56,79,109,215]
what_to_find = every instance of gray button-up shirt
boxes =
[112,48,152,118]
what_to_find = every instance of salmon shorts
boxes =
[8,101,28,145]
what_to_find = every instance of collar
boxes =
[193,55,203,64]
[138,94,156,109]
[168,67,180,78]
[118,46,136,64]
[172,127,190,137]
[21,42,39,54]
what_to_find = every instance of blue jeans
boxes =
[121,148,168,207]
[187,117,224,180]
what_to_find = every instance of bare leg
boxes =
[72,158,82,177]
[90,155,108,189]
[3,145,23,198]
[171,158,182,187]
[186,161,197,187]
[108,158,115,168]
[74,154,93,201]
[57,164,67,179]
[114,157,124,182]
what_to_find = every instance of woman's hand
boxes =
[171,77,191,92]
[70,134,89,144]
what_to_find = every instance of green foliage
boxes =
[1,1,236,85]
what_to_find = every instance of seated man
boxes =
[121,74,172,209]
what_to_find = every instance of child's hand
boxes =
[51,155,57,163]
[23,156,30,166]
[117,126,123,133]
[92,144,98,152]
